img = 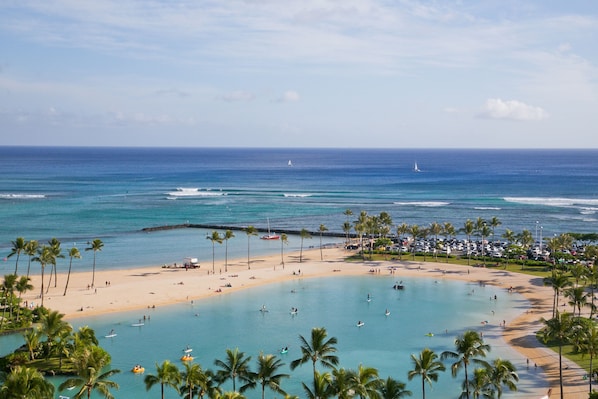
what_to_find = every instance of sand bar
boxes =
[21,246,586,398]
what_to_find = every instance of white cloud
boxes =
[220,90,255,102]
[478,98,549,121]
[277,90,300,103]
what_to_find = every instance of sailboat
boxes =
[288,160,293,167]
[261,218,280,240]
[413,161,421,172]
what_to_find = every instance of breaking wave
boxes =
[166,187,226,199]
[393,201,449,207]
[0,193,46,200]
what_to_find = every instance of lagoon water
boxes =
[50,275,542,399]
[2,147,596,397]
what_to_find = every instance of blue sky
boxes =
[1,1,597,148]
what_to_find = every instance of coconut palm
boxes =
[501,229,516,269]
[207,231,223,274]
[488,217,501,243]
[460,368,493,399]
[566,286,590,317]
[22,327,42,360]
[302,371,334,399]
[329,368,355,399]
[85,239,103,288]
[350,364,381,399]
[299,228,311,263]
[59,345,120,399]
[428,222,442,261]
[290,327,339,393]
[541,312,575,399]
[408,348,446,399]
[409,224,420,260]
[280,233,288,269]
[144,360,182,399]
[377,376,412,399]
[516,229,534,270]
[461,219,475,265]
[214,348,252,392]
[488,358,518,398]
[24,239,39,278]
[396,223,410,261]
[223,230,235,273]
[244,226,258,270]
[0,365,54,399]
[544,270,571,318]
[442,222,456,263]
[579,324,598,394]
[180,362,217,399]
[441,330,490,399]
[14,276,33,323]
[64,247,81,296]
[1,274,17,326]
[39,310,72,356]
[46,237,64,289]
[32,245,55,307]
[7,237,26,276]
[318,224,328,261]
[246,352,289,399]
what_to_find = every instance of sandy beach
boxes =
[22,246,587,398]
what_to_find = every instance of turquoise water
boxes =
[35,275,543,399]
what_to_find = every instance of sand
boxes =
[22,246,587,398]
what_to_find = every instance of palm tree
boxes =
[85,239,103,288]
[64,247,81,296]
[441,330,490,399]
[207,231,223,274]
[350,364,381,399]
[47,237,64,289]
[488,217,501,243]
[566,286,590,317]
[247,352,289,399]
[290,327,339,393]
[544,270,572,318]
[7,237,26,275]
[280,233,288,269]
[14,275,33,322]
[517,229,534,270]
[180,362,214,399]
[408,348,446,399]
[396,223,410,261]
[214,348,252,392]
[377,376,412,399]
[406,224,419,260]
[0,365,55,399]
[541,311,575,399]
[39,310,72,355]
[318,224,328,261]
[299,228,311,263]
[488,358,518,398]
[32,245,55,307]
[579,324,598,394]
[144,360,182,399]
[223,230,235,273]
[59,345,120,399]
[245,226,258,270]
[22,327,42,360]
[1,274,17,325]
[330,368,355,399]
[461,219,475,265]
[442,222,456,263]
[302,371,334,399]
[428,222,442,261]
[24,239,39,278]
[501,229,516,269]
[461,367,493,399]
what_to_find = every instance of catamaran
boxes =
[261,218,280,240]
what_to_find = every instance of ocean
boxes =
[1,147,598,272]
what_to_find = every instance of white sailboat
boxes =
[261,218,280,240]
[288,160,293,167]
[414,161,421,172]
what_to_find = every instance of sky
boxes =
[1,0,597,148]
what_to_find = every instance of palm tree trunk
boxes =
[40,265,45,307]
[559,344,564,399]
[64,259,73,296]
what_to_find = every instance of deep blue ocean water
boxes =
[1,147,598,272]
